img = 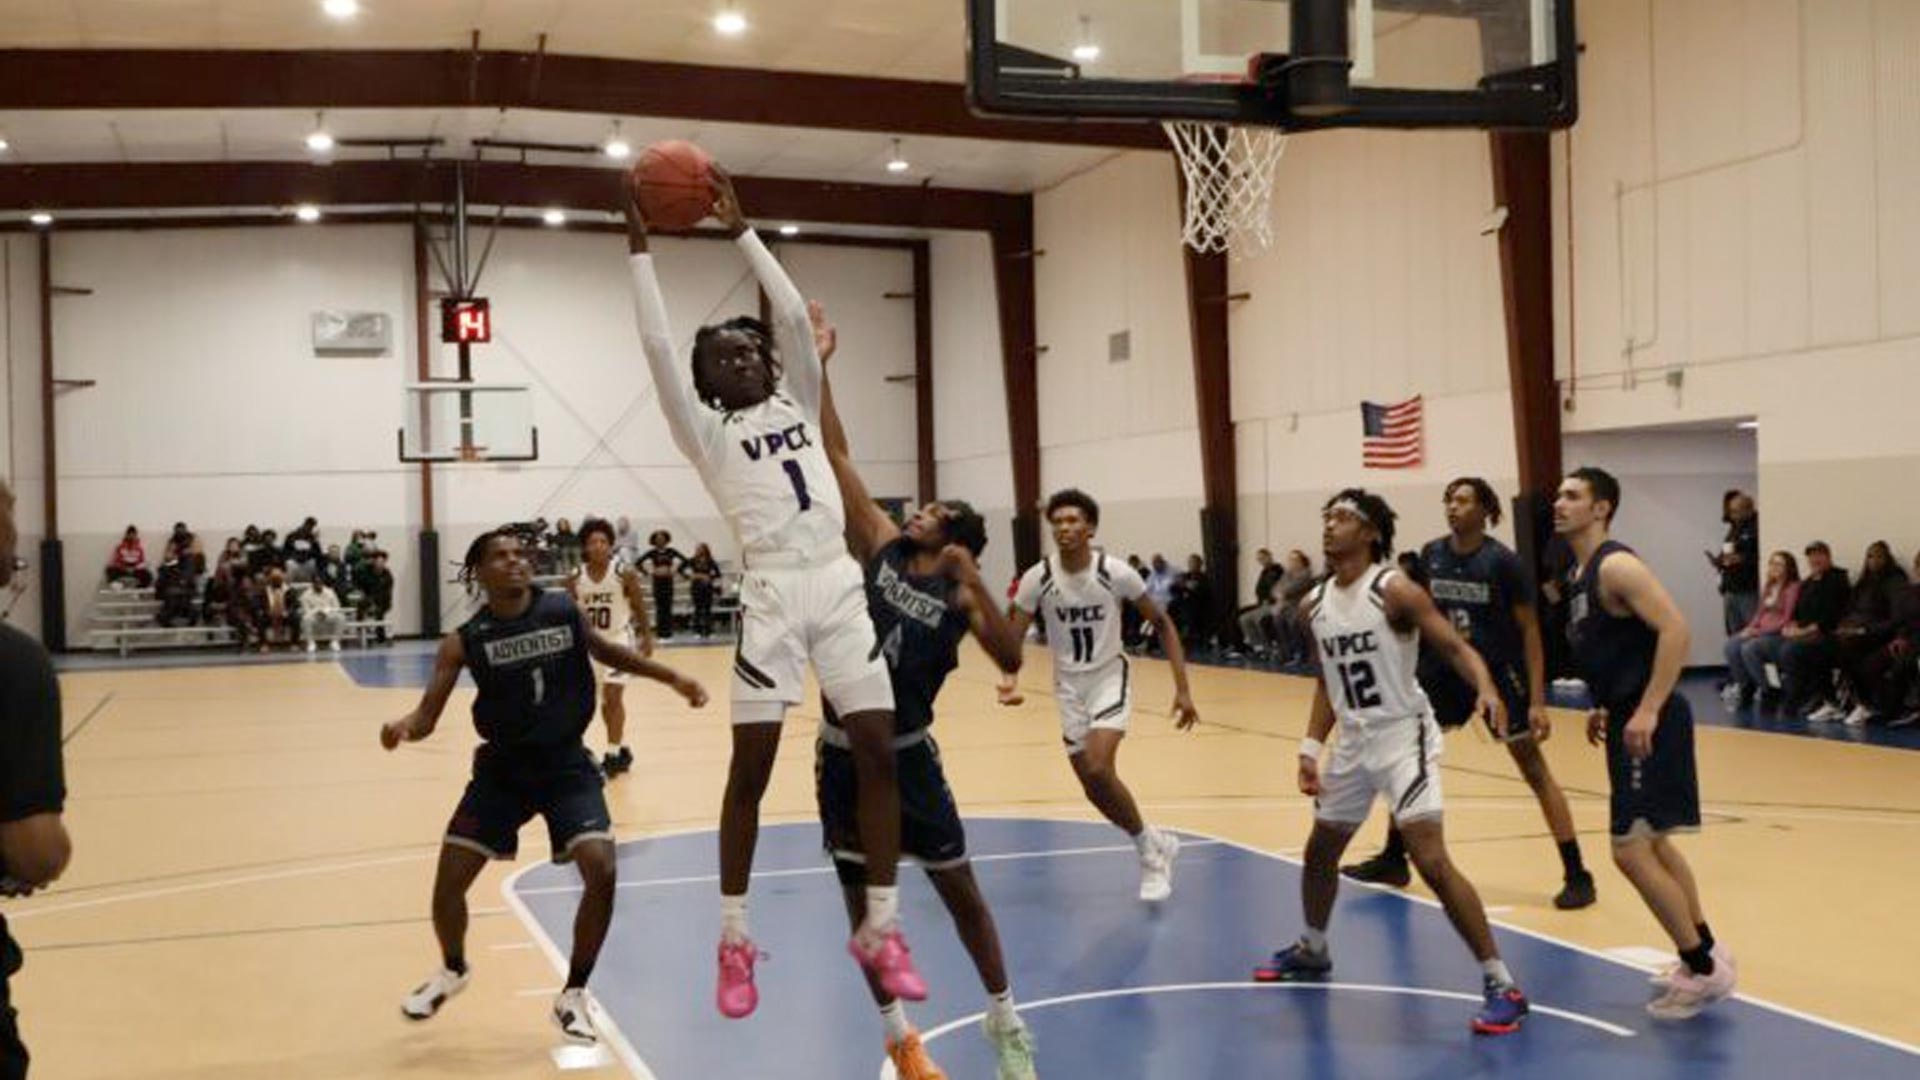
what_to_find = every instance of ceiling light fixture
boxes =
[779,224,800,236]
[322,0,359,18]
[543,209,568,227]
[0,136,10,153]
[295,204,323,223]
[305,111,334,153]
[603,122,632,160]
[886,138,909,174]
[1071,15,1101,62]
[713,9,748,35]
[1736,420,1759,431]
[28,212,52,227]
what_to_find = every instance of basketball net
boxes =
[1163,120,1288,256]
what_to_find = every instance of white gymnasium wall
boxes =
[14,224,917,640]
[1033,152,1206,569]
[0,235,45,638]
[929,231,1016,592]
[1560,0,1920,578]
[1563,428,1759,666]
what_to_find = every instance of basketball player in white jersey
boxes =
[1002,488,1198,901]
[567,518,655,778]
[1254,489,1530,1035]
[624,169,922,1019]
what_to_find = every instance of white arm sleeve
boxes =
[735,231,822,419]
[1012,565,1045,614]
[629,254,719,465]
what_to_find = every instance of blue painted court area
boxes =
[505,818,1915,1079]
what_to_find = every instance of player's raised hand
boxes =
[709,165,748,234]
[935,543,981,585]
[1585,708,1606,747]
[808,300,839,364]
[673,674,710,708]
[1171,691,1200,731]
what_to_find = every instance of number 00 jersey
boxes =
[1013,551,1145,676]
[1307,564,1431,729]
[572,559,636,636]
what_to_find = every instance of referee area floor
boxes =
[16,643,1920,1077]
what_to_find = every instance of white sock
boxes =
[865,886,900,933]
[1131,828,1155,856]
[879,1000,912,1042]
[986,989,1020,1029]
[1482,959,1514,988]
[720,894,750,944]
[1302,927,1329,954]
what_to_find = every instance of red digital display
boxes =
[440,298,492,344]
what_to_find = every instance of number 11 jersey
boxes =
[1013,551,1144,676]
[1305,563,1432,729]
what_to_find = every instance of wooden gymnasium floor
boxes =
[14,643,1919,1078]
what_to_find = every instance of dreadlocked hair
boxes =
[1324,487,1398,562]
[691,316,781,410]
[1444,476,1504,526]
[459,529,510,595]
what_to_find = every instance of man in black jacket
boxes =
[1709,493,1760,636]
[1746,542,1850,713]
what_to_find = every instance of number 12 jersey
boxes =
[1306,564,1432,729]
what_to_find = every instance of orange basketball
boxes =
[631,141,717,231]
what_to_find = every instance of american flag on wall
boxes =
[1361,397,1424,469]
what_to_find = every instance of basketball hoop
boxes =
[1163,120,1288,256]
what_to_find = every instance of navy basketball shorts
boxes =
[445,745,614,863]
[1603,696,1701,841]
[1421,661,1535,743]
[816,731,967,884]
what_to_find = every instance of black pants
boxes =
[0,939,29,1080]
[691,582,715,637]
[652,576,675,638]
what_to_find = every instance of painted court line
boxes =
[8,851,437,921]
[513,840,1225,897]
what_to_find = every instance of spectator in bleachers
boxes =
[1272,550,1318,665]
[1854,553,1920,728]
[1234,549,1283,653]
[105,526,152,588]
[154,553,197,627]
[355,550,394,642]
[250,530,283,575]
[642,530,687,639]
[1772,541,1851,716]
[283,517,321,583]
[344,529,373,576]
[225,567,261,651]
[164,522,193,563]
[1170,553,1215,650]
[1721,550,1800,708]
[615,516,641,566]
[240,526,265,571]
[1123,555,1148,649]
[1814,541,1910,725]
[1140,555,1176,654]
[1710,492,1761,636]
[686,542,721,638]
[259,568,292,651]
[316,543,349,598]
[552,519,583,574]
[300,578,346,654]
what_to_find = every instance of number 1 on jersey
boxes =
[782,460,812,511]
[1069,626,1096,665]
[531,667,546,705]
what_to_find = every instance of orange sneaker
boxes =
[886,1030,948,1080]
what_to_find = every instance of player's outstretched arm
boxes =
[1602,553,1691,760]
[713,169,823,417]
[1386,575,1505,736]
[814,305,899,563]
[945,546,1023,674]
[587,631,709,707]
[1133,593,1199,729]
[622,173,715,465]
[381,633,464,749]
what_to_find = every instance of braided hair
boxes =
[1444,476,1504,526]
[459,529,510,595]
[1323,488,1398,562]
[691,316,781,411]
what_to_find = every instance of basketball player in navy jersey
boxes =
[382,530,707,1044]
[1344,478,1595,909]
[626,169,925,1017]
[1556,467,1735,1019]
[567,517,655,777]
[810,305,1038,1080]
[1257,490,1529,1035]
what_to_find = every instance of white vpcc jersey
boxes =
[703,394,845,557]
[1307,564,1432,728]
[574,560,634,637]
[1014,551,1145,675]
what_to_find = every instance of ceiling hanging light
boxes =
[603,121,632,160]
[886,138,909,174]
[0,136,11,153]
[28,211,52,227]
[295,204,323,223]
[305,112,334,153]
[778,224,800,236]
[543,209,568,227]
[713,8,748,35]
[321,0,359,19]
[1071,15,1101,62]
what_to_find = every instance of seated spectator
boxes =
[1816,541,1911,725]
[259,568,292,651]
[284,517,321,583]
[250,529,284,575]
[355,550,395,642]
[615,516,641,566]
[1722,551,1801,708]
[154,554,198,627]
[1853,553,1920,728]
[1123,555,1148,648]
[553,518,583,574]
[1139,555,1176,653]
[300,579,347,653]
[1170,554,1215,649]
[240,525,266,571]
[164,522,194,564]
[1272,550,1318,665]
[105,526,152,588]
[224,567,261,651]
[1234,548,1284,654]
[1764,542,1851,715]
[317,544,350,598]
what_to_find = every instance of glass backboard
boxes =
[399,382,539,463]
[969,0,1575,131]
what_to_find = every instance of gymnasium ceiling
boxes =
[0,0,1161,222]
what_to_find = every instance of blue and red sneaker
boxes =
[1471,983,1530,1035]
[1252,941,1332,983]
